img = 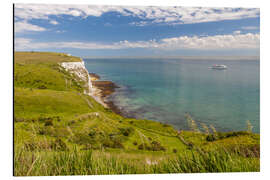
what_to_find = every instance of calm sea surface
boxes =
[84,58,260,133]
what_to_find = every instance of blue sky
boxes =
[15,4,260,57]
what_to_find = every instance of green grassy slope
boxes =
[14,52,260,176]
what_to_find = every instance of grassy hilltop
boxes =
[14,52,260,176]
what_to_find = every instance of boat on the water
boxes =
[210,64,227,70]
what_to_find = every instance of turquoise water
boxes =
[84,58,260,133]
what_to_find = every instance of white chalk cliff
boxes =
[60,60,106,107]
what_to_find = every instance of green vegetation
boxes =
[14,52,260,176]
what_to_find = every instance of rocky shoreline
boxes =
[89,73,124,116]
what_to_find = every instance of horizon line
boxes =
[82,55,260,60]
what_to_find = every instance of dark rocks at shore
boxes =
[90,73,124,116]
[92,79,137,118]
[92,81,123,116]
[92,81,119,98]
[89,73,100,81]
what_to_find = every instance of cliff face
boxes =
[61,61,93,95]
[60,61,107,107]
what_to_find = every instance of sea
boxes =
[84,58,260,133]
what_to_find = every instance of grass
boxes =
[14,52,260,176]
[14,145,259,176]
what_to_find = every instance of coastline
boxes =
[89,73,124,116]
[60,59,123,114]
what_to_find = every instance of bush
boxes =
[68,120,76,125]
[38,85,47,89]
[225,131,250,138]
[119,127,134,136]
[206,134,217,142]
[38,129,45,135]
[88,130,96,137]
[45,119,53,126]
[39,116,56,123]
[173,148,178,153]
[102,139,124,149]
[138,143,150,150]
[56,116,61,122]
[152,141,166,151]
[138,141,166,151]
[187,142,194,150]
[133,141,138,146]
[206,131,250,142]
[162,123,170,127]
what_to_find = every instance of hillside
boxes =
[14,52,260,176]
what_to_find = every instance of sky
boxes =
[14,4,260,57]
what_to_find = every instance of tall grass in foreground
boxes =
[14,146,259,176]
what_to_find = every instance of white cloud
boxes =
[233,30,241,34]
[159,33,259,49]
[49,20,58,25]
[241,26,259,30]
[15,33,259,51]
[15,4,260,25]
[15,21,46,33]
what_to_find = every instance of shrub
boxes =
[206,131,250,142]
[151,141,166,151]
[68,120,76,125]
[102,139,124,149]
[119,127,134,136]
[206,134,217,142]
[225,131,250,138]
[173,148,178,153]
[162,123,170,127]
[138,143,150,150]
[187,142,194,150]
[138,141,166,151]
[39,116,54,123]
[88,130,96,137]
[56,116,61,122]
[112,140,124,149]
[133,141,138,146]
[38,129,45,135]
[44,119,53,126]
[37,85,47,89]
